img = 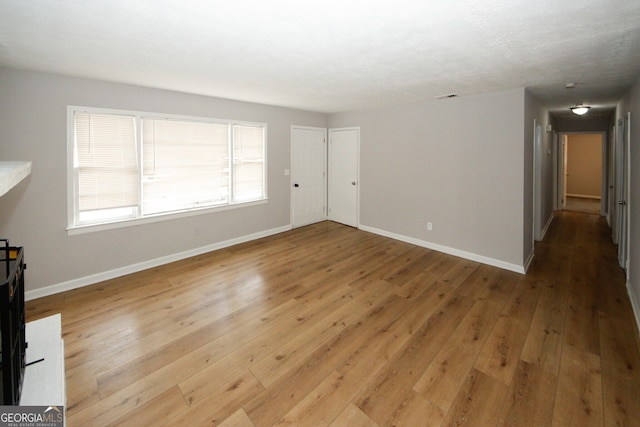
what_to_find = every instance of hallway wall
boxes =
[618,72,640,333]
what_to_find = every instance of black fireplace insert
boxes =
[0,239,26,405]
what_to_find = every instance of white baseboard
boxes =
[540,213,554,240]
[358,224,526,274]
[523,248,535,273]
[25,225,292,301]
[566,193,601,200]
[627,280,640,338]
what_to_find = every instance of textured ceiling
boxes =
[1,0,639,116]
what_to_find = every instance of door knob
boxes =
[351,181,356,186]
[294,183,299,187]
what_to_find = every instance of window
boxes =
[68,107,266,231]
[141,118,229,215]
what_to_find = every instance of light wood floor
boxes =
[26,211,640,426]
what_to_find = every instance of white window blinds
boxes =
[232,124,266,203]
[69,107,267,230]
[142,118,229,215]
[74,112,138,212]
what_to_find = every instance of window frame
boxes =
[67,106,268,235]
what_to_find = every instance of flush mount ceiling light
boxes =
[570,105,590,115]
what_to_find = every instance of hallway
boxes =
[528,210,640,425]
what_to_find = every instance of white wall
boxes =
[0,68,327,296]
[329,88,528,271]
[618,73,640,331]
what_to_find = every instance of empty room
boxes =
[1,1,640,426]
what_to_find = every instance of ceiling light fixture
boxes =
[570,105,590,115]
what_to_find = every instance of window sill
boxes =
[67,199,268,236]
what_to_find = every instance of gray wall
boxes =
[556,115,611,133]
[618,73,640,330]
[0,68,551,296]
[0,68,327,295]
[329,88,528,270]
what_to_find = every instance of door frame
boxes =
[607,125,616,227]
[533,120,543,241]
[555,131,607,215]
[562,134,568,210]
[290,125,327,228]
[553,133,568,211]
[615,112,631,272]
[625,112,631,274]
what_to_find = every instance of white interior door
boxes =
[552,131,559,210]
[608,126,616,227]
[533,121,542,241]
[600,133,607,216]
[291,126,326,228]
[328,127,359,227]
[562,136,568,210]
[555,133,565,210]
[615,113,630,271]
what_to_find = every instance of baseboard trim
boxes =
[566,193,601,200]
[358,224,526,274]
[25,225,292,301]
[627,280,640,340]
[540,213,554,241]
[523,248,535,273]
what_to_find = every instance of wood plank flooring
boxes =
[26,211,640,426]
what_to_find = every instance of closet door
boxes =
[328,127,359,228]
[291,126,326,227]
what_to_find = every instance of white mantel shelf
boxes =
[0,161,32,197]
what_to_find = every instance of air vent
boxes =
[436,93,458,99]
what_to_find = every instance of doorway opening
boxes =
[557,132,605,216]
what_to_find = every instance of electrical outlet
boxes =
[427,222,433,231]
